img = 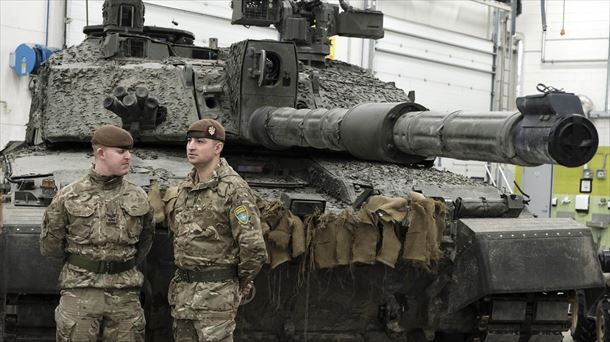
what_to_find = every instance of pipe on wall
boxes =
[540,0,547,32]
[45,0,50,47]
[514,33,524,100]
[63,0,67,48]
[606,4,610,113]
[364,0,376,71]
[510,0,517,36]
[489,7,500,111]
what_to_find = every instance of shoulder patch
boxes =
[234,205,250,225]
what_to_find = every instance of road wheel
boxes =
[571,291,596,342]
[597,299,610,342]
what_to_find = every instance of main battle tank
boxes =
[0,0,604,341]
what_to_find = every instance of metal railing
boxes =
[484,163,514,194]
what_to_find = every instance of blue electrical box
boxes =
[10,43,58,76]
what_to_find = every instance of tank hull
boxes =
[1,148,604,341]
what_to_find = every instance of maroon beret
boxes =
[187,119,225,142]
[91,125,134,149]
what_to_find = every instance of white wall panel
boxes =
[0,0,45,146]
[377,0,491,39]
[375,52,492,111]
[0,0,64,149]
[65,0,104,46]
[596,119,610,147]
[517,0,609,146]
[543,38,608,62]
[382,16,493,53]
[374,16,493,112]
[538,0,609,63]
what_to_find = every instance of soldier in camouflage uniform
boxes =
[40,125,155,341]
[164,119,268,342]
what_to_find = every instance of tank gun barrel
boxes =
[248,92,598,167]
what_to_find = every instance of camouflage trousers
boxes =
[173,318,235,342]
[55,288,145,342]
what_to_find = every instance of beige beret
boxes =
[187,119,225,142]
[91,124,134,149]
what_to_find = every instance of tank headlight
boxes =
[280,192,326,216]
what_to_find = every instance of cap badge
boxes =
[208,126,216,136]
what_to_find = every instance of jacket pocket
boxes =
[64,199,95,243]
[121,198,149,240]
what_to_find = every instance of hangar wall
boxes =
[514,1,610,225]
[0,1,64,147]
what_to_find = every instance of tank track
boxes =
[571,290,596,342]
[474,293,572,342]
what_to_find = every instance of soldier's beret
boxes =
[187,119,225,142]
[91,124,134,149]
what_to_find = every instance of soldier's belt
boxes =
[175,265,238,283]
[67,254,136,274]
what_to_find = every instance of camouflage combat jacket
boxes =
[40,168,154,289]
[166,158,267,320]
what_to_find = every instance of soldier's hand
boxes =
[240,282,253,298]
[239,281,256,306]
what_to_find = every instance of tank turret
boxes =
[102,35,598,167]
[31,0,597,168]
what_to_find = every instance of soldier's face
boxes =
[186,137,222,166]
[99,147,132,176]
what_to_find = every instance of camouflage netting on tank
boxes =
[48,39,105,65]
[225,41,248,131]
[43,65,196,142]
[32,39,206,143]
[299,60,409,109]
[296,72,313,109]
[258,193,446,271]
[192,63,237,134]
[313,157,482,198]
